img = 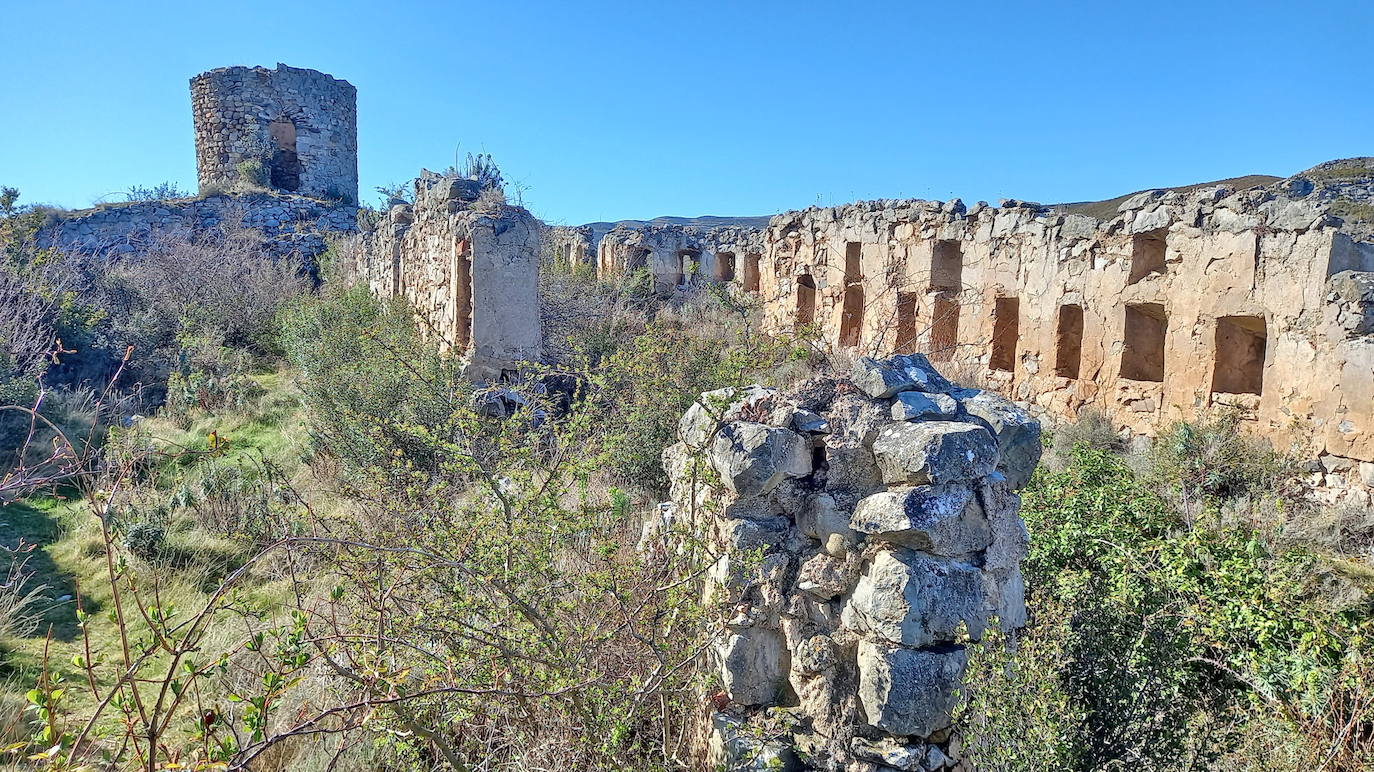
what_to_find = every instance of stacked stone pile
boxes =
[662,354,1041,771]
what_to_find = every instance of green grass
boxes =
[0,369,311,744]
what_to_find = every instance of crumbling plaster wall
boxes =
[351,173,542,381]
[662,354,1040,771]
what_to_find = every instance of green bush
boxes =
[278,284,465,474]
[1148,413,1292,501]
[963,446,1374,771]
[237,159,270,187]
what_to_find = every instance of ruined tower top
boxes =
[190,64,358,204]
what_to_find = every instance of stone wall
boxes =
[546,225,595,270]
[191,64,358,203]
[662,354,1038,771]
[348,172,542,381]
[597,223,765,291]
[37,193,357,262]
[624,167,1374,499]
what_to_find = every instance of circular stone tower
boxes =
[190,63,358,204]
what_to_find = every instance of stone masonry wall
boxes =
[597,223,765,291]
[37,193,357,263]
[191,64,358,203]
[662,354,1039,771]
[349,172,543,381]
[627,169,1374,500]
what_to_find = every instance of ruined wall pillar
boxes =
[663,354,1040,771]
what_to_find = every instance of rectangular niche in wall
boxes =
[930,295,960,362]
[744,254,762,293]
[716,252,736,282]
[840,284,864,348]
[989,296,1020,372]
[267,117,301,192]
[839,242,864,347]
[452,239,472,353]
[630,247,651,271]
[845,242,862,282]
[796,274,817,327]
[1212,315,1267,395]
[1120,303,1167,382]
[677,250,700,285]
[930,240,963,291]
[1054,304,1085,379]
[1128,230,1167,284]
[895,292,919,354]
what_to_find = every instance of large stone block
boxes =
[710,421,812,497]
[870,422,997,485]
[850,484,992,557]
[842,549,985,647]
[957,390,1042,489]
[716,627,791,706]
[857,640,967,738]
[891,391,958,421]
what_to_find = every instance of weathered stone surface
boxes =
[679,386,780,447]
[892,391,958,421]
[708,712,803,771]
[717,627,791,706]
[822,443,886,508]
[870,422,998,485]
[857,640,967,737]
[890,354,956,394]
[842,549,985,647]
[796,553,860,599]
[850,485,992,557]
[192,64,358,202]
[710,421,811,497]
[669,358,1032,767]
[851,736,926,770]
[797,492,860,556]
[957,390,1043,489]
[854,357,917,398]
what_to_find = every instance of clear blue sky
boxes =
[2,0,1370,226]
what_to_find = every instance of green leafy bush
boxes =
[237,159,270,187]
[963,446,1374,771]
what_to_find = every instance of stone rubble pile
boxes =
[662,354,1041,771]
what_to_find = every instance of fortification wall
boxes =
[663,354,1038,771]
[191,64,358,203]
[597,223,765,290]
[606,173,1374,499]
[37,193,356,261]
[350,172,542,381]
[546,225,595,270]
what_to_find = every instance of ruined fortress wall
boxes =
[37,193,356,260]
[545,225,595,270]
[350,174,542,380]
[744,190,1374,492]
[191,64,358,203]
[597,224,765,290]
[602,184,1374,497]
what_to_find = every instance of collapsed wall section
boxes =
[349,172,542,381]
[662,354,1039,771]
[36,193,356,263]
